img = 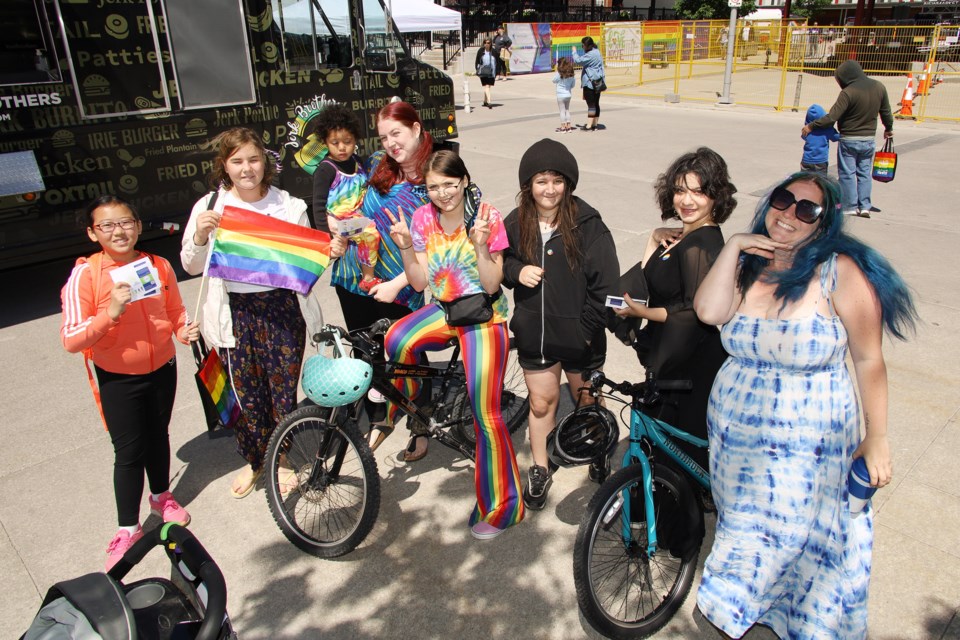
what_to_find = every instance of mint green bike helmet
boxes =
[302,332,373,407]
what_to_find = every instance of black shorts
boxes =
[517,339,606,374]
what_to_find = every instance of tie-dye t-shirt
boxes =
[328,152,425,310]
[410,203,510,324]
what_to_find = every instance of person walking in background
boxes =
[493,26,512,79]
[613,148,735,473]
[309,103,381,293]
[386,150,525,539]
[717,27,729,57]
[61,195,199,570]
[801,103,840,174]
[693,171,916,638]
[553,57,576,133]
[181,127,323,500]
[802,60,893,218]
[475,38,497,109]
[572,36,605,131]
[502,139,619,510]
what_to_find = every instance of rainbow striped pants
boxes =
[384,304,525,529]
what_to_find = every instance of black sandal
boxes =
[402,435,429,462]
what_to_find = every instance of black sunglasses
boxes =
[769,186,824,224]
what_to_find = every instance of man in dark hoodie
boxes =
[801,60,893,218]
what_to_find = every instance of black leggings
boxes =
[335,285,414,332]
[583,87,601,119]
[96,359,177,526]
[334,286,416,422]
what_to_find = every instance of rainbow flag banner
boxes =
[196,347,242,430]
[207,206,331,295]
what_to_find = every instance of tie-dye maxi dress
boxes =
[697,255,872,639]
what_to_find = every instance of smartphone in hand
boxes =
[606,295,645,309]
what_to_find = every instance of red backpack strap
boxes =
[82,252,109,431]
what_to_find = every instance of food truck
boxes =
[0,0,458,268]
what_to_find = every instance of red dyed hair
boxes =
[368,101,434,193]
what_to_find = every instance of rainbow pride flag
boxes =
[197,348,242,429]
[207,206,331,295]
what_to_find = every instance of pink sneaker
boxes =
[148,491,191,526]
[105,526,144,571]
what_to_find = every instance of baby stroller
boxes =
[22,523,235,640]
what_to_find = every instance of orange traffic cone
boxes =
[917,62,932,96]
[896,73,915,120]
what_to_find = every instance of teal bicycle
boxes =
[571,370,710,640]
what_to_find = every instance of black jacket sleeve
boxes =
[310,161,338,231]
[580,228,620,341]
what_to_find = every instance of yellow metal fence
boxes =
[598,22,960,123]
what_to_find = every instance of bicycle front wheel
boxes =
[453,341,529,446]
[573,463,700,639]
[265,405,379,558]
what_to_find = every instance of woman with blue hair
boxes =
[693,172,916,639]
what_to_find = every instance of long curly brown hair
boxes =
[515,171,581,269]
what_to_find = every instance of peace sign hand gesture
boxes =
[469,203,492,247]
[385,207,412,249]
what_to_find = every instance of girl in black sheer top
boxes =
[615,148,736,470]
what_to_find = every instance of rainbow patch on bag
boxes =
[872,152,896,183]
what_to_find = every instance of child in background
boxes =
[61,195,199,570]
[310,103,381,293]
[801,103,840,174]
[553,57,576,133]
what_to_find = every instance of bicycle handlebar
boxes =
[585,369,692,404]
[311,318,393,348]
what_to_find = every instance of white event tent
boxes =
[279,0,468,107]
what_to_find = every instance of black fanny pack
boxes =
[439,289,502,327]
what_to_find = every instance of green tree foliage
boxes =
[674,0,758,20]
[791,0,829,19]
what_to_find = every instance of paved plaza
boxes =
[2,67,959,639]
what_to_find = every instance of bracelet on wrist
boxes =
[397,243,412,250]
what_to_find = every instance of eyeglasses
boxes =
[426,180,462,196]
[769,186,823,224]
[93,219,137,233]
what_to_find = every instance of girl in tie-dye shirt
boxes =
[384,150,525,541]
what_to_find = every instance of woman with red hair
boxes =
[324,101,433,459]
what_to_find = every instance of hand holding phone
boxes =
[605,295,627,309]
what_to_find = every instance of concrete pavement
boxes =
[2,68,959,639]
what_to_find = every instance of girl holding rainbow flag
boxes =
[385,150,525,540]
[181,127,324,500]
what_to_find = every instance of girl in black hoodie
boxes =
[502,139,619,510]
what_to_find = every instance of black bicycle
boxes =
[264,319,529,558]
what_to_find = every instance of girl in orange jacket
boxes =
[60,195,199,570]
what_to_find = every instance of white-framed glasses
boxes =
[93,219,137,233]
[426,180,462,196]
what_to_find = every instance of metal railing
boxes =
[590,21,960,123]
